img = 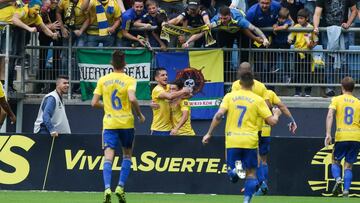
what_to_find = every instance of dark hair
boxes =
[171,79,184,89]
[297,8,309,19]
[219,6,231,16]
[279,7,289,19]
[57,75,69,80]
[341,76,355,92]
[111,50,126,70]
[146,0,157,7]
[154,67,167,77]
[239,71,254,88]
[132,0,144,5]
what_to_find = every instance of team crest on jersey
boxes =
[308,145,360,197]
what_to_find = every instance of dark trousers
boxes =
[294,53,312,95]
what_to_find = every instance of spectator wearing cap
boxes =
[168,0,210,48]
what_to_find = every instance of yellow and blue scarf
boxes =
[95,0,114,36]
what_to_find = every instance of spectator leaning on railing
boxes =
[120,0,147,47]
[134,0,168,49]
[0,0,59,92]
[313,0,357,97]
[37,0,62,94]
[82,0,120,47]
[168,0,210,48]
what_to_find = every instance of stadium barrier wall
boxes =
[1,134,359,196]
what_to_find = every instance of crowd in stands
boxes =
[0,0,360,96]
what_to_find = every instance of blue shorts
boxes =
[259,137,271,156]
[103,129,134,149]
[333,141,360,164]
[226,148,258,170]
[151,130,171,136]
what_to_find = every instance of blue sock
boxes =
[344,169,352,191]
[263,164,268,181]
[103,160,112,189]
[118,158,132,187]
[331,164,341,181]
[227,168,239,183]
[244,177,258,198]
[257,162,264,184]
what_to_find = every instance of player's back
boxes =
[330,94,360,142]
[98,72,136,129]
[222,89,272,149]
[231,79,267,99]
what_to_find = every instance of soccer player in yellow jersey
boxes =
[151,68,191,136]
[169,81,195,136]
[256,90,297,195]
[91,51,145,203]
[202,71,281,203]
[231,62,271,108]
[325,77,360,197]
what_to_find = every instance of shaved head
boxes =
[237,62,253,79]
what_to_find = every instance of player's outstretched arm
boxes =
[202,108,226,144]
[158,87,191,100]
[325,109,335,147]
[277,102,297,134]
[91,94,104,109]
[128,90,145,123]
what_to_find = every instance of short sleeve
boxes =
[128,78,137,91]
[246,6,255,23]
[180,99,190,112]
[93,77,103,95]
[210,13,219,24]
[272,93,281,105]
[257,99,272,119]
[34,15,43,25]
[237,18,250,29]
[152,86,165,100]
[15,8,26,19]
[220,93,230,110]
[114,5,121,18]
[121,12,132,30]
[329,97,337,110]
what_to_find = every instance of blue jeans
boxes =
[86,34,115,47]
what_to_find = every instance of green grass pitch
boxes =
[0,191,359,203]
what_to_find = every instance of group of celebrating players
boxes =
[91,50,360,203]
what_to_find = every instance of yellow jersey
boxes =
[87,0,121,35]
[16,5,43,26]
[58,0,87,27]
[221,89,272,149]
[288,24,318,51]
[0,81,5,98]
[329,94,360,142]
[262,90,281,137]
[93,72,136,129]
[0,5,17,25]
[170,99,195,136]
[151,85,172,131]
[231,79,268,99]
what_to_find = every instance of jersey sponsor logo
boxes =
[0,135,35,184]
[308,145,360,197]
